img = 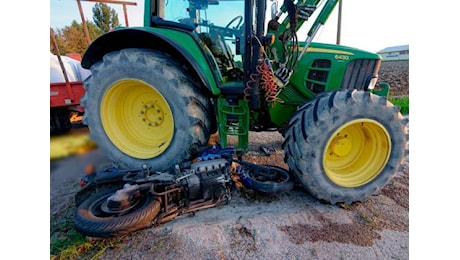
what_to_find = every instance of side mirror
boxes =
[271,1,279,20]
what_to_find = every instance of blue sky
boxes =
[50,0,410,53]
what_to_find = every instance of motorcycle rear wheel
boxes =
[73,187,161,238]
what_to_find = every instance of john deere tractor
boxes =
[80,0,407,205]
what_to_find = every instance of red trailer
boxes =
[50,78,86,135]
[50,28,88,135]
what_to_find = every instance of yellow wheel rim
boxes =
[101,79,174,159]
[323,119,391,187]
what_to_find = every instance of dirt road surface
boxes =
[50,118,409,259]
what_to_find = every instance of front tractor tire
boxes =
[282,90,408,204]
[82,48,211,171]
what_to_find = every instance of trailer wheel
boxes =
[73,188,161,238]
[82,48,211,171]
[50,107,71,135]
[282,90,408,204]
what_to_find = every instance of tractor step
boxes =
[217,82,249,151]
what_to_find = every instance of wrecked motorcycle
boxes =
[73,147,294,238]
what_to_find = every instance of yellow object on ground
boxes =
[50,132,98,161]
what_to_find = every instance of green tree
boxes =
[92,3,120,33]
[51,20,104,56]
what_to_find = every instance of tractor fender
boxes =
[81,27,219,94]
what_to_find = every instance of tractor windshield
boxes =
[164,0,244,34]
[164,0,245,72]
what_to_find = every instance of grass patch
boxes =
[50,202,123,259]
[50,133,98,161]
[51,236,121,260]
[389,96,409,115]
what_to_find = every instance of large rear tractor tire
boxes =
[282,90,408,204]
[81,48,211,171]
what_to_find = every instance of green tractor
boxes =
[80,0,407,205]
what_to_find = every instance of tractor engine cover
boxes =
[186,159,231,202]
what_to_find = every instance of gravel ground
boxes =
[50,60,409,259]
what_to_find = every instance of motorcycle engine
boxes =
[185,159,232,203]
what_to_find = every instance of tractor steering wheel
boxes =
[225,15,243,32]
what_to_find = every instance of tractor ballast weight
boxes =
[80,0,407,205]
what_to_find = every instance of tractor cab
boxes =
[165,0,245,77]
